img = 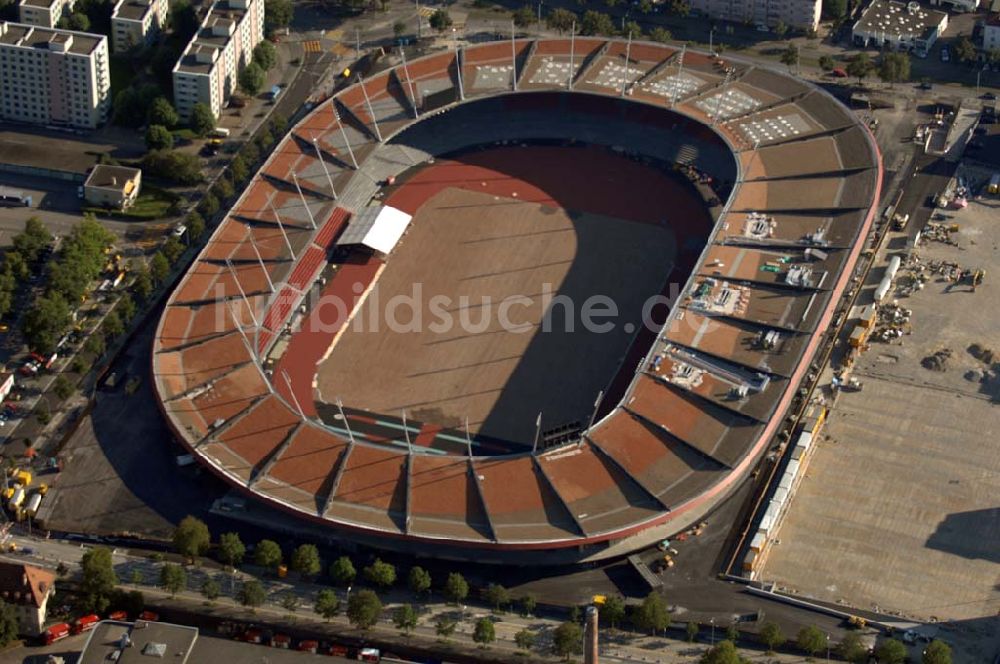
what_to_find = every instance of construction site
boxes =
[752,158,1000,661]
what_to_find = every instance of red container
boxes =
[44,623,71,645]
[71,614,99,634]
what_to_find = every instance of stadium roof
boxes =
[153,38,881,562]
[336,205,411,254]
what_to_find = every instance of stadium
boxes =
[153,38,882,564]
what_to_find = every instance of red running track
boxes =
[273,258,383,416]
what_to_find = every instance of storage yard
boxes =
[762,185,1000,643]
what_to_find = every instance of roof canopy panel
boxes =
[337,205,412,254]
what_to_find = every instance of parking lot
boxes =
[762,187,1000,659]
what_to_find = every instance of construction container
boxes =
[772,486,789,507]
[849,324,869,348]
[7,487,25,511]
[791,445,807,461]
[797,431,813,450]
[786,459,801,481]
[742,549,758,572]
[858,305,877,328]
[24,492,41,517]
[749,532,766,552]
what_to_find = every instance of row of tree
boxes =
[0,217,52,319]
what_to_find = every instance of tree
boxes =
[759,621,785,653]
[923,639,952,664]
[148,97,179,128]
[201,577,221,602]
[954,36,976,65]
[160,237,183,266]
[253,539,283,570]
[172,515,210,559]
[483,583,509,612]
[878,52,910,86]
[238,579,266,609]
[212,176,234,202]
[519,594,537,617]
[797,625,826,657]
[314,588,340,620]
[133,267,153,301]
[190,103,215,137]
[846,52,874,85]
[429,8,452,32]
[687,621,700,643]
[393,603,418,634]
[329,556,356,586]
[875,638,907,664]
[142,150,203,184]
[649,27,672,43]
[102,309,124,340]
[198,192,219,218]
[407,566,431,595]
[837,632,868,663]
[444,572,468,603]
[291,544,321,578]
[725,622,739,643]
[634,592,669,635]
[0,600,18,648]
[281,593,299,613]
[117,295,136,323]
[819,54,835,71]
[229,155,248,185]
[774,20,788,38]
[822,0,846,18]
[13,217,52,263]
[170,0,199,39]
[639,0,653,12]
[473,618,495,648]
[159,564,187,596]
[252,40,277,72]
[580,10,615,36]
[84,333,106,359]
[68,12,90,31]
[617,20,639,38]
[150,253,170,284]
[700,640,742,664]
[514,628,536,651]
[780,44,799,72]
[269,112,288,136]
[264,0,293,35]
[364,558,396,589]
[393,20,406,39]
[80,547,118,614]
[346,589,382,630]
[435,617,457,640]
[512,5,535,27]
[552,621,582,659]
[217,532,245,567]
[239,62,266,96]
[53,375,75,400]
[547,8,575,33]
[602,595,626,630]
[22,294,70,355]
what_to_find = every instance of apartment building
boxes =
[17,0,75,29]
[0,22,110,129]
[985,14,1000,51]
[110,0,168,53]
[172,0,264,122]
[688,0,822,32]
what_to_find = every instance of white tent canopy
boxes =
[336,205,412,255]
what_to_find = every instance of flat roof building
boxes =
[984,13,1000,51]
[852,0,948,54]
[689,0,823,32]
[17,0,76,29]
[0,22,110,129]
[79,621,198,664]
[172,0,263,121]
[84,164,142,209]
[110,0,168,53]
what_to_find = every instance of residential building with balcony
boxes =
[688,0,823,32]
[110,0,168,53]
[17,0,76,29]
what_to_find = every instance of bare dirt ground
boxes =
[315,187,678,446]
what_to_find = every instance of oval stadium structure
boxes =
[153,38,882,564]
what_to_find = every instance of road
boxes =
[0,531,837,663]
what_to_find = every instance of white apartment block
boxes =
[17,0,76,29]
[111,0,168,53]
[172,0,264,122]
[0,22,110,129]
[985,14,1000,51]
[689,0,822,32]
